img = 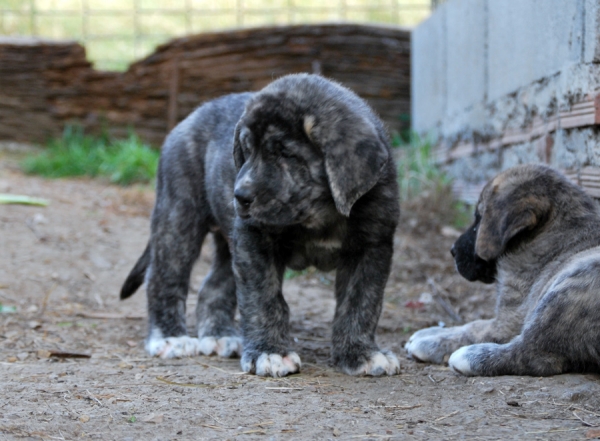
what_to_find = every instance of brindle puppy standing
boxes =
[120,73,401,377]
[405,164,600,376]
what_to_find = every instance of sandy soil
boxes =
[1,147,600,441]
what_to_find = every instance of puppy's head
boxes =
[451,164,586,282]
[232,74,390,227]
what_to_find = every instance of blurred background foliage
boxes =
[20,126,160,186]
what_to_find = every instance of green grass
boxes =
[448,198,473,230]
[284,268,311,280]
[395,132,472,229]
[21,126,160,186]
[0,303,17,314]
[395,132,449,201]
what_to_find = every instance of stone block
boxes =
[487,0,585,101]
[445,0,486,117]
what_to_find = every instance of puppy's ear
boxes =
[475,195,551,261]
[303,114,389,217]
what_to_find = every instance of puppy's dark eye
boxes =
[280,150,296,160]
[275,143,299,161]
[238,127,254,156]
[242,141,252,155]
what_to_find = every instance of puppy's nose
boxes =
[234,187,254,208]
[450,245,456,258]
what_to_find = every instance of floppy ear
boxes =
[475,196,551,261]
[303,114,389,217]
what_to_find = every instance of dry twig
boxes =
[435,410,460,422]
[574,411,600,427]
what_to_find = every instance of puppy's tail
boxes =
[120,243,151,300]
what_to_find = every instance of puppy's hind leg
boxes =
[145,198,208,359]
[196,231,242,357]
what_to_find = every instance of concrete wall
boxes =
[412,0,600,200]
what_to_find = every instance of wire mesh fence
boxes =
[0,0,432,71]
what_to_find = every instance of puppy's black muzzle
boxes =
[452,224,497,284]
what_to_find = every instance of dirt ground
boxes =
[1,145,600,441]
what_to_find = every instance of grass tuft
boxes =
[395,133,472,230]
[21,126,159,186]
[395,132,449,201]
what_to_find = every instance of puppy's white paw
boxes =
[448,346,475,376]
[345,350,401,376]
[241,352,301,377]
[404,326,453,364]
[145,334,201,359]
[405,338,439,363]
[198,336,243,358]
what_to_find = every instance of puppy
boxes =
[405,164,600,376]
[120,73,401,377]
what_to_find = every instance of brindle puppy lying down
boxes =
[406,164,600,376]
[120,74,401,377]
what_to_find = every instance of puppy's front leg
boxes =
[405,283,528,364]
[405,314,525,364]
[332,242,400,376]
[232,220,300,377]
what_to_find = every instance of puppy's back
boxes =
[120,92,253,300]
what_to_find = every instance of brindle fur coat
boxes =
[121,74,400,377]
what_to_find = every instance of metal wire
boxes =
[0,0,433,71]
